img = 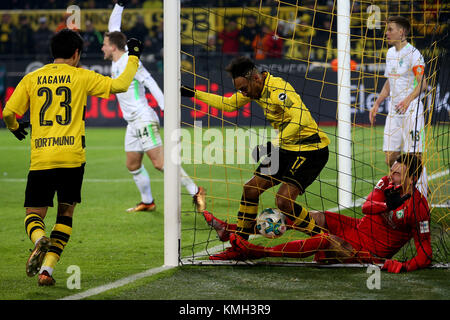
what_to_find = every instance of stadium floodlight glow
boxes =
[163,0,181,267]
[337,0,353,209]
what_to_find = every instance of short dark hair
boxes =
[387,16,411,36]
[225,56,257,79]
[50,29,84,59]
[396,153,422,181]
[105,31,127,51]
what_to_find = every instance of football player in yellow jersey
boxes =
[2,29,143,286]
[181,56,330,260]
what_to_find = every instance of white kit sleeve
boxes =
[411,48,425,68]
[136,64,165,110]
[108,4,124,32]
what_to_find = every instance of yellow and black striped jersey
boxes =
[5,57,138,170]
[194,72,330,152]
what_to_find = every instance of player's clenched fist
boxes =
[127,38,143,58]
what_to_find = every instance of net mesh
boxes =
[180,0,449,266]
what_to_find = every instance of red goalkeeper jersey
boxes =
[358,176,432,271]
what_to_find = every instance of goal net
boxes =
[177,0,449,267]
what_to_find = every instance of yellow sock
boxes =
[292,204,322,235]
[24,213,46,244]
[41,252,59,273]
[41,216,72,275]
[236,200,259,239]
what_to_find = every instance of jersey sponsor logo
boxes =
[419,221,430,234]
[37,75,71,85]
[34,135,75,148]
[388,67,400,78]
[278,92,286,101]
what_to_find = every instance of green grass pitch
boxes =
[0,126,448,300]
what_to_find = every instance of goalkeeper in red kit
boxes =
[204,153,432,272]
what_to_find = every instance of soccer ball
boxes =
[256,208,286,239]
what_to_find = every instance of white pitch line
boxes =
[429,168,449,180]
[60,265,175,300]
[59,167,449,300]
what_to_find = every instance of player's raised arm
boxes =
[108,1,126,32]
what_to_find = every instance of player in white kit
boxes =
[369,16,428,198]
[103,1,205,212]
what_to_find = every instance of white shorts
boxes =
[125,120,162,153]
[383,112,424,153]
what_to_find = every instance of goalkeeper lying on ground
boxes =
[203,153,432,273]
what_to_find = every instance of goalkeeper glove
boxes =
[382,259,403,273]
[181,86,195,97]
[10,121,29,141]
[384,184,411,211]
[117,0,128,7]
[127,38,144,58]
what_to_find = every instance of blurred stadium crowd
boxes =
[0,0,447,62]
[0,0,273,10]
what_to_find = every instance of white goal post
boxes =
[163,0,181,267]
[337,0,353,209]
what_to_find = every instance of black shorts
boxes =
[255,146,329,193]
[24,164,85,208]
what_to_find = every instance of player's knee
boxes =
[57,203,75,217]
[385,152,399,167]
[127,162,141,172]
[385,156,392,166]
[152,160,164,172]
[25,208,47,219]
[275,194,293,214]
[309,210,326,228]
[242,182,260,201]
[126,156,142,171]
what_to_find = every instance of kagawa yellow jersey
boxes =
[4,56,139,170]
[194,72,330,152]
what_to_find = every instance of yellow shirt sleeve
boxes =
[84,55,139,98]
[111,55,140,93]
[2,107,19,130]
[84,69,113,99]
[4,76,30,116]
[2,77,30,130]
[195,90,250,112]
